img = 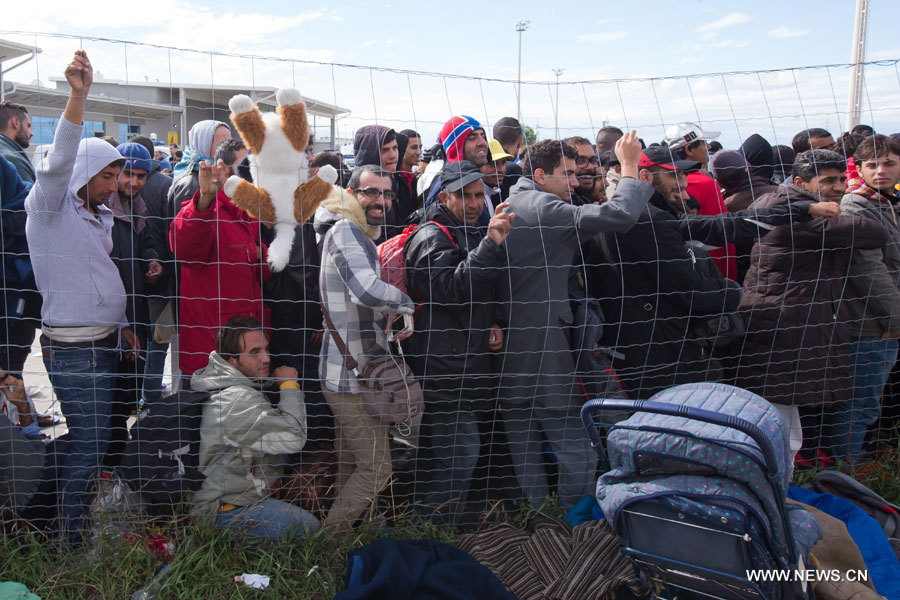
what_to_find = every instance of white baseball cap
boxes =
[664,122,721,150]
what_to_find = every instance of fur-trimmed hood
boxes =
[313,186,381,240]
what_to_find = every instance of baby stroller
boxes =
[581,383,822,600]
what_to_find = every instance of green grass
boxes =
[3,444,895,600]
[792,442,900,505]
[1,497,555,600]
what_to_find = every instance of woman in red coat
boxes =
[170,160,270,377]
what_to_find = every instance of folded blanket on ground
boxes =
[812,470,900,558]
[789,486,900,600]
[334,538,516,600]
[456,514,643,600]
[788,499,880,600]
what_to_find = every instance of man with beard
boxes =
[105,142,164,464]
[600,145,842,402]
[314,164,414,533]
[0,102,35,184]
[425,115,490,209]
[564,136,603,205]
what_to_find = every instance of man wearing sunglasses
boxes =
[564,136,603,205]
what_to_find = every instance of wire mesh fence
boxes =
[1,31,899,545]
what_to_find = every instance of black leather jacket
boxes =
[403,202,507,376]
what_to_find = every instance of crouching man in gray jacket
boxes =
[192,315,319,539]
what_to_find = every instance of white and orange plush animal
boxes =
[223,88,336,271]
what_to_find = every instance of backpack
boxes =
[117,390,209,513]
[377,221,456,295]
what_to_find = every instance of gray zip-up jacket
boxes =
[191,352,307,510]
[841,191,900,337]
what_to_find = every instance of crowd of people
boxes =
[2,50,899,545]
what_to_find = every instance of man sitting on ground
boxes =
[192,315,319,540]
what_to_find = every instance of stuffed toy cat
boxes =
[223,88,336,272]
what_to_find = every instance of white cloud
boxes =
[576,32,628,43]
[694,12,750,33]
[768,26,810,38]
[713,39,750,49]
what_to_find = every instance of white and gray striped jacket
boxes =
[314,193,414,393]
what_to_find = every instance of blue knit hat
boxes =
[117,142,152,173]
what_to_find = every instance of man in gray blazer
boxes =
[496,132,652,510]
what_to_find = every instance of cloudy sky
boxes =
[2,0,899,148]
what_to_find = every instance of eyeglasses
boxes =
[574,156,600,166]
[353,187,397,201]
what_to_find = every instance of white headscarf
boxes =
[189,120,230,158]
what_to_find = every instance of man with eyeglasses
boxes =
[314,164,414,533]
[564,136,603,205]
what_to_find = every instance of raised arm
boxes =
[24,51,93,223]
[576,131,654,235]
[678,201,829,247]
[168,161,231,264]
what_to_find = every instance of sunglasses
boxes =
[574,156,600,166]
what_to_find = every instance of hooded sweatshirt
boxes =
[25,117,128,334]
[191,351,308,510]
[314,187,413,393]
[741,134,776,181]
[353,125,393,169]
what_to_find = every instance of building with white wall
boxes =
[1,38,350,154]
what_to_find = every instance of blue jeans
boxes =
[42,338,119,544]
[216,498,319,540]
[140,338,169,406]
[830,336,899,464]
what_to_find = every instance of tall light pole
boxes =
[516,19,530,124]
[846,0,869,132]
[552,68,564,137]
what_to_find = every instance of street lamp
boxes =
[552,68,564,137]
[516,19,530,124]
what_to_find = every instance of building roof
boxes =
[0,39,40,63]
[3,83,178,120]
[46,77,351,119]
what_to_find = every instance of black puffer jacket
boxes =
[736,184,889,406]
[404,202,507,376]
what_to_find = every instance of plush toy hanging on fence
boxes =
[223,88,337,271]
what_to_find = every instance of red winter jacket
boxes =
[687,171,737,281]
[170,189,270,375]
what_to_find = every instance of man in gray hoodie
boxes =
[25,51,139,544]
